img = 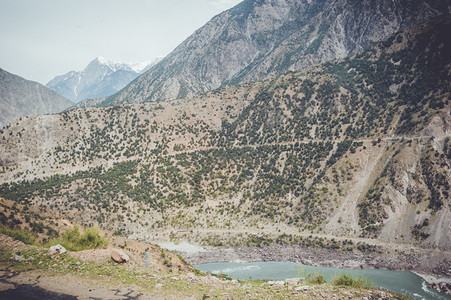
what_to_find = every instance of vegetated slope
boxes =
[101,0,449,106]
[0,16,450,252]
[46,57,161,103]
[0,68,74,128]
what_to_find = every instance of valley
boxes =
[0,1,450,298]
[1,14,450,257]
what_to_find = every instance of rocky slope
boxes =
[46,57,161,103]
[0,15,449,258]
[102,0,450,106]
[0,68,74,128]
[0,234,409,299]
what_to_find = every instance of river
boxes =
[194,261,450,300]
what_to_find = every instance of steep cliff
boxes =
[102,0,449,106]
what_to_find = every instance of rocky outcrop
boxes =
[429,282,451,296]
[103,0,450,106]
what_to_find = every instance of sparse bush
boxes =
[0,225,36,245]
[306,273,326,284]
[212,273,233,281]
[333,273,370,288]
[47,226,108,251]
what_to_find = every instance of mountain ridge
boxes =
[101,0,450,106]
[0,68,74,128]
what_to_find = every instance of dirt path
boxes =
[0,269,157,300]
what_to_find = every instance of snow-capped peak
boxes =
[129,61,152,73]
[96,56,108,64]
[89,56,162,73]
[46,56,163,102]
[128,57,163,73]
[91,56,124,72]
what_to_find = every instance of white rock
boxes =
[13,254,25,261]
[49,244,67,256]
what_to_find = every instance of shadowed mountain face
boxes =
[46,57,161,103]
[0,68,74,127]
[102,0,450,106]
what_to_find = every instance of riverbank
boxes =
[413,272,451,296]
[174,243,451,295]
[0,234,409,299]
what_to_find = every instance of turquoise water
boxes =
[194,261,450,300]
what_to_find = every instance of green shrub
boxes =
[333,273,370,288]
[306,273,326,284]
[212,273,233,281]
[0,225,36,245]
[47,226,108,251]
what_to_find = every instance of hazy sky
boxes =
[0,0,242,85]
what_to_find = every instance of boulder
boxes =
[13,254,25,261]
[49,244,67,256]
[110,249,129,263]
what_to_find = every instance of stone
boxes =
[13,254,25,261]
[110,249,130,263]
[49,244,67,256]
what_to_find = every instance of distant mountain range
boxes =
[46,57,162,103]
[102,0,450,106]
[0,68,74,127]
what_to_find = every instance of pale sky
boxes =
[0,0,242,85]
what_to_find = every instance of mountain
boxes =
[1,15,450,259]
[46,57,161,103]
[0,68,74,128]
[101,0,450,106]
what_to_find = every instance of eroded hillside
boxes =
[0,16,450,253]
